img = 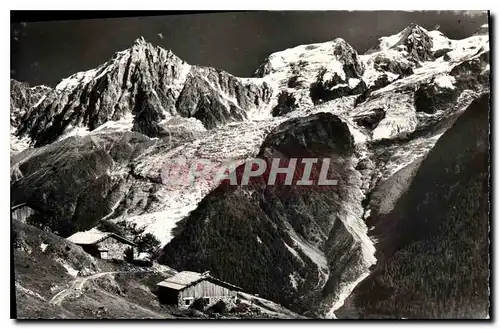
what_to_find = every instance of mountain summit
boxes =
[11,24,490,319]
[15,38,272,147]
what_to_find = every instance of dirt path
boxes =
[98,288,173,319]
[48,270,172,318]
[49,271,118,306]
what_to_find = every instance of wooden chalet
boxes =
[66,228,136,260]
[156,271,242,308]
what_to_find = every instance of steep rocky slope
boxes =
[160,112,375,316]
[11,79,52,129]
[11,131,156,236]
[10,79,52,153]
[336,93,490,319]
[11,23,490,318]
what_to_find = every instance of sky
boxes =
[11,11,488,87]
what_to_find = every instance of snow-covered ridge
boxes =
[11,23,490,318]
[15,37,273,148]
[56,37,191,93]
[254,38,365,110]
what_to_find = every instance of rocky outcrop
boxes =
[353,108,386,130]
[176,66,271,128]
[450,51,490,92]
[433,48,453,59]
[414,75,459,114]
[271,91,298,117]
[390,23,434,62]
[415,50,489,114]
[10,79,52,132]
[371,54,414,77]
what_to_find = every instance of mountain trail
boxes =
[49,271,122,306]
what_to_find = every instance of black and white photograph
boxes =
[10,10,491,320]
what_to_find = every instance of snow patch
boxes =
[124,207,196,247]
[372,115,418,141]
[289,272,300,290]
[428,30,452,52]
[55,68,99,91]
[40,243,48,252]
[92,113,135,134]
[348,78,361,89]
[434,75,456,90]
[10,134,31,153]
[284,242,305,265]
[57,259,79,277]
[58,125,90,142]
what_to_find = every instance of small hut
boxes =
[66,228,136,260]
[156,271,242,308]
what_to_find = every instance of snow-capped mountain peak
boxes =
[254,38,366,109]
[15,37,272,147]
[11,23,490,319]
[378,23,427,50]
[376,23,434,63]
[56,37,184,92]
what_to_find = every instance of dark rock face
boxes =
[433,48,453,59]
[414,79,459,114]
[16,39,272,147]
[450,51,490,92]
[271,91,298,117]
[391,24,434,62]
[337,94,490,319]
[10,79,52,131]
[353,108,386,130]
[310,69,367,105]
[332,38,365,78]
[160,113,366,315]
[176,66,271,128]
[372,54,414,77]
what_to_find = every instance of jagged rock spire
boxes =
[134,36,147,46]
[392,23,434,62]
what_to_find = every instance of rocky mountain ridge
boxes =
[11,22,490,318]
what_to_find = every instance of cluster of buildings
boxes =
[67,228,242,308]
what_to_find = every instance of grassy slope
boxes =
[12,220,175,319]
[13,220,300,319]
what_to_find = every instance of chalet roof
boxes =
[66,228,136,247]
[156,271,242,292]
